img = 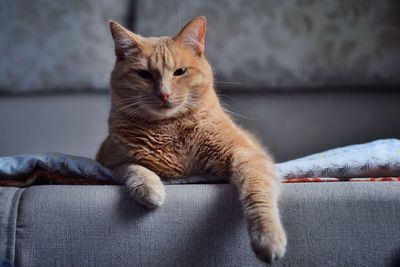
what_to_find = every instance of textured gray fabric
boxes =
[4,182,400,266]
[0,187,24,266]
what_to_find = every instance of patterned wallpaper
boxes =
[0,0,399,92]
[0,0,129,93]
[135,0,400,89]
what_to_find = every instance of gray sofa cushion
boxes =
[1,182,400,266]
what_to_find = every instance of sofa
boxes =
[1,1,400,266]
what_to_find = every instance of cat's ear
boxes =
[174,16,206,56]
[109,20,141,60]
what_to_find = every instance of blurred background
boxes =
[0,0,399,162]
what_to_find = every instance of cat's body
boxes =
[98,102,233,179]
[97,17,286,263]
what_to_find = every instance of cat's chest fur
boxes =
[113,114,231,180]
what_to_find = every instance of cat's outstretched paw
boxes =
[125,166,165,209]
[249,223,287,263]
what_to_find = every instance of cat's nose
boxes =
[159,93,170,103]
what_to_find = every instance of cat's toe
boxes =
[130,183,165,208]
[136,183,165,208]
[249,224,287,263]
[126,175,165,209]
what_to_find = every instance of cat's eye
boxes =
[137,70,153,80]
[173,67,187,76]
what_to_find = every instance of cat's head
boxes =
[109,16,213,121]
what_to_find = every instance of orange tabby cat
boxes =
[96,16,287,262]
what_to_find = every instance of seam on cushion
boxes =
[6,188,25,267]
[4,189,21,264]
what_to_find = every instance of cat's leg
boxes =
[230,147,287,263]
[114,163,165,208]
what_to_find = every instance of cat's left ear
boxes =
[109,20,142,60]
[174,16,206,56]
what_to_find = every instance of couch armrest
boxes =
[1,182,400,266]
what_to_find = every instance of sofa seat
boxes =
[1,182,400,267]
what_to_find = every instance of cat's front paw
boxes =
[249,222,287,263]
[125,169,165,209]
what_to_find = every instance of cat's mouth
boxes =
[147,101,182,118]
[156,97,185,110]
[158,102,175,110]
[144,96,188,119]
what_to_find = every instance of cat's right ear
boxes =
[174,16,206,56]
[109,20,141,60]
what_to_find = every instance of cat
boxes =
[96,16,287,263]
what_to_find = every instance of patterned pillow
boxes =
[134,0,400,90]
[0,0,129,93]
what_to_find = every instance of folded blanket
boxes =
[276,139,400,179]
[0,153,116,186]
[1,139,400,186]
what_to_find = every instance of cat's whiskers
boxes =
[182,95,199,113]
[114,97,143,106]
[125,105,145,118]
[214,82,243,85]
[116,102,145,114]
[222,107,258,121]
[114,95,156,111]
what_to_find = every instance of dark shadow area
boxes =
[116,186,151,222]
[390,249,400,267]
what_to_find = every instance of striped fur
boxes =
[96,17,286,263]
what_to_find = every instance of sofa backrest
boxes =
[1,0,399,93]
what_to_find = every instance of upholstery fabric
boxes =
[134,0,400,89]
[0,183,399,266]
[0,0,129,93]
[0,187,23,267]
